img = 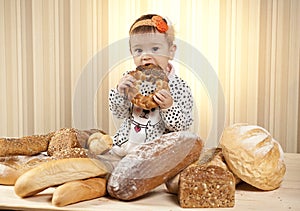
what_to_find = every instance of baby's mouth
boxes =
[144,63,154,66]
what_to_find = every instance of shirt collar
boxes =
[166,63,175,78]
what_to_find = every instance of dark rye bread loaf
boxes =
[177,148,236,208]
[166,148,240,195]
[107,131,204,201]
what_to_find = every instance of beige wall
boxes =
[0,0,299,152]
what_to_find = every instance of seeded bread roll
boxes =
[107,131,204,201]
[220,123,286,190]
[51,147,92,159]
[87,132,113,155]
[47,128,87,156]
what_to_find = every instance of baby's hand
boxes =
[117,74,136,100]
[154,89,173,109]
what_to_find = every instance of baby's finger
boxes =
[157,89,171,98]
[124,74,136,83]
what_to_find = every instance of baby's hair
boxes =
[129,14,175,46]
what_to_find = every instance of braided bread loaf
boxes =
[129,64,169,110]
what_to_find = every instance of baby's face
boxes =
[130,33,176,71]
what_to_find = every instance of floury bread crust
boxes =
[107,131,204,201]
[0,154,52,185]
[220,123,286,190]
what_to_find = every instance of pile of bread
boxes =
[0,128,113,206]
[0,124,286,208]
[167,123,286,208]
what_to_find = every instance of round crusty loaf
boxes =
[219,123,286,190]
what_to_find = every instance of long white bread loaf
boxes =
[107,131,204,201]
[52,177,107,207]
[14,158,108,197]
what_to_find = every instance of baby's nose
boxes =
[141,53,151,59]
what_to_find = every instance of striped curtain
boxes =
[0,0,299,152]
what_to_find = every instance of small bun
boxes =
[220,123,286,190]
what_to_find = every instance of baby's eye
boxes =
[133,48,142,56]
[152,47,159,52]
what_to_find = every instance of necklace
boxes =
[131,119,148,133]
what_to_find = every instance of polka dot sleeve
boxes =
[109,88,131,119]
[160,75,194,131]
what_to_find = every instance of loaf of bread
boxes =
[14,157,108,197]
[178,165,235,208]
[107,131,204,201]
[0,133,54,156]
[0,128,104,158]
[52,177,107,207]
[197,148,240,185]
[220,123,286,190]
[166,148,240,195]
[0,154,52,185]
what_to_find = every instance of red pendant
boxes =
[134,125,141,133]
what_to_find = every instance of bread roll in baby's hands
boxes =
[14,158,108,198]
[219,123,286,190]
[107,131,204,201]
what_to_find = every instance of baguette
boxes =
[52,177,107,207]
[107,131,203,201]
[14,157,108,197]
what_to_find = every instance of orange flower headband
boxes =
[130,15,169,33]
